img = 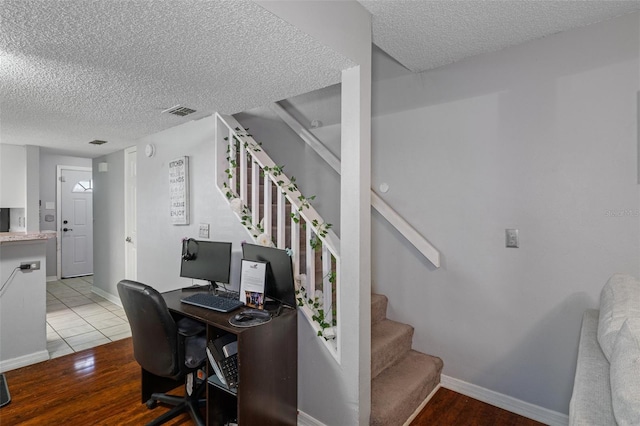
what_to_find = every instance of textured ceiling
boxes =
[1,1,639,158]
[360,0,640,72]
[0,0,353,157]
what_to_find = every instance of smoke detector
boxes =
[162,105,197,117]
[89,139,108,145]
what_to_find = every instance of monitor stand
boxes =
[181,284,210,292]
[264,300,283,316]
[213,282,240,299]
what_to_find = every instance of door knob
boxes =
[63,227,73,232]
[63,220,68,224]
[126,237,132,243]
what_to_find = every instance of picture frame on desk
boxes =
[238,259,266,309]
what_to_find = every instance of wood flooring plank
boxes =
[410,388,545,426]
[0,339,194,425]
[1,340,545,425]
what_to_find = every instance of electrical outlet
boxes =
[505,229,519,248]
[20,260,41,270]
[199,223,210,239]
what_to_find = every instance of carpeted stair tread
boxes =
[371,319,414,380]
[371,350,443,426]
[371,294,388,325]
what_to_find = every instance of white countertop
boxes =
[0,232,55,243]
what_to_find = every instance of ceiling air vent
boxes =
[89,139,107,145]
[162,105,197,117]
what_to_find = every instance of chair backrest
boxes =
[117,280,180,379]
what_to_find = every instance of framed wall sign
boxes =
[169,156,189,225]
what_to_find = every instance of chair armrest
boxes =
[177,317,206,337]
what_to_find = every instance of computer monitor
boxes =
[180,239,232,288]
[242,243,296,309]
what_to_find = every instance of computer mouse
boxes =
[234,309,271,322]
[245,308,271,319]
[233,313,252,322]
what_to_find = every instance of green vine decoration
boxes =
[295,283,336,339]
[227,195,265,238]
[223,126,340,337]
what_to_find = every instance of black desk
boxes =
[142,290,298,426]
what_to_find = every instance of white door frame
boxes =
[56,165,93,280]
[124,146,137,281]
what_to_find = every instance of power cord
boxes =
[216,282,239,299]
[0,267,20,295]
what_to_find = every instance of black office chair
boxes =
[117,280,207,426]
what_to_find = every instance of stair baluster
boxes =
[215,113,340,360]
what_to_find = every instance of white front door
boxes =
[60,168,93,278]
[124,147,137,280]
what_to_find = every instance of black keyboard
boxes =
[180,293,244,313]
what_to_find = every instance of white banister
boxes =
[215,112,340,360]
[371,192,440,267]
[270,101,441,268]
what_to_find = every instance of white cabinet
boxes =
[0,144,26,207]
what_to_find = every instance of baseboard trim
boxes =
[91,286,122,307]
[441,375,569,426]
[297,410,327,426]
[46,275,58,282]
[403,383,441,425]
[0,350,49,373]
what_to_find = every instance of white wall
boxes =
[370,13,639,414]
[0,144,26,208]
[0,240,48,371]
[136,116,249,293]
[93,150,126,297]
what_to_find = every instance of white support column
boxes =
[340,63,372,426]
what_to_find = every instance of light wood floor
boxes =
[1,338,543,425]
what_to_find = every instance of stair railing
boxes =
[269,101,441,268]
[215,113,341,361]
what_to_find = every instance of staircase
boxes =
[214,113,443,425]
[371,294,443,426]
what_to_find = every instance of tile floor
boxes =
[46,276,131,359]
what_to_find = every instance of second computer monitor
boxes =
[180,239,232,286]
[242,243,296,309]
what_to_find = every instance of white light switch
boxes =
[506,229,519,248]
[199,223,210,239]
